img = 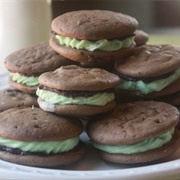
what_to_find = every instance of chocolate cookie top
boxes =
[0,89,38,111]
[87,101,179,145]
[0,107,83,141]
[38,65,120,91]
[51,10,138,40]
[114,44,180,78]
[4,41,74,75]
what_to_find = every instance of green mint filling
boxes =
[55,35,133,51]
[10,73,39,86]
[118,68,180,94]
[0,136,79,154]
[36,88,115,106]
[92,130,174,154]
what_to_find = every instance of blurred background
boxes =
[0,0,180,75]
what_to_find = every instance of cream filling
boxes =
[10,73,39,86]
[36,88,115,106]
[92,130,174,154]
[0,136,79,154]
[118,68,180,94]
[55,35,134,51]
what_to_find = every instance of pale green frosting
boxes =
[36,88,115,106]
[55,35,134,51]
[0,136,79,154]
[92,130,174,154]
[118,68,180,94]
[10,73,39,86]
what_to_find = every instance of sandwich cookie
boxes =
[0,89,38,112]
[87,101,180,164]
[114,44,180,101]
[36,65,120,117]
[0,107,86,167]
[50,10,138,63]
[4,41,76,94]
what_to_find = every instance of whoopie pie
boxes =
[50,10,138,63]
[87,101,180,164]
[0,107,86,167]
[36,65,120,117]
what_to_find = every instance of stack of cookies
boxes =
[0,10,179,167]
[1,42,87,167]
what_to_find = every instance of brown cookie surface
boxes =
[0,89,38,112]
[0,107,83,141]
[4,41,74,75]
[38,65,120,91]
[51,10,138,40]
[87,101,179,145]
[114,44,180,79]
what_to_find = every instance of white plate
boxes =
[0,74,180,180]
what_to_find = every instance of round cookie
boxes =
[114,44,180,101]
[50,10,138,63]
[134,30,149,46]
[0,107,86,167]
[36,65,120,117]
[0,89,38,112]
[4,41,76,94]
[87,101,180,164]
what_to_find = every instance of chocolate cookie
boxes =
[4,41,76,94]
[87,101,180,164]
[134,30,149,46]
[50,10,138,63]
[0,107,86,167]
[0,89,38,112]
[36,65,120,117]
[114,44,180,101]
